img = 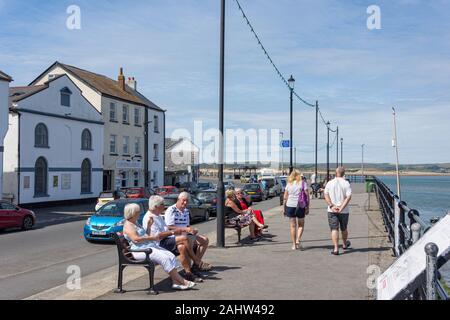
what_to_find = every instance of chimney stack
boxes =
[127,77,137,91]
[118,67,125,91]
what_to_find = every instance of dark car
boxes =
[162,194,210,222]
[0,201,36,231]
[195,190,218,215]
[197,182,216,191]
[125,187,154,199]
[242,183,267,202]
[179,182,199,194]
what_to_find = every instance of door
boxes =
[0,202,17,229]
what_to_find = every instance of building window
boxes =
[110,135,117,154]
[81,129,92,150]
[123,136,130,155]
[60,87,72,107]
[110,103,117,121]
[154,115,159,133]
[134,108,140,126]
[135,137,141,155]
[121,171,128,188]
[35,123,49,148]
[34,157,48,197]
[153,144,159,161]
[133,172,139,187]
[81,159,91,193]
[123,105,129,124]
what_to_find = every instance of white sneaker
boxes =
[172,281,196,290]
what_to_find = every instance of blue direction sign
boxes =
[281,140,290,148]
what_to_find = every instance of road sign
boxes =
[281,140,290,148]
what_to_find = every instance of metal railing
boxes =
[372,176,449,300]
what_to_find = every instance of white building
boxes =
[4,74,104,205]
[165,138,200,186]
[0,70,13,199]
[29,62,165,191]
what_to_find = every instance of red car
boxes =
[155,186,179,196]
[125,187,154,199]
[0,201,36,231]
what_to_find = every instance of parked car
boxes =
[276,176,288,193]
[95,190,126,211]
[125,187,154,199]
[260,177,281,198]
[179,182,199,194]
[84,198,149,243]
[242,183,267,202]
[197,182,216,191]
[240,175,251,183]
[154,186,179,196]
[0,201,36,231]
[223,180,235,190]
[195,190,218,215]
[162,194,211,222]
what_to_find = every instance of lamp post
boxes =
[288,75,295,174]
[392,108,401,199]
[336,126,339,169]
[315,101,319,181]
[340,138,343,167]
[217,0,226,248]
[326,122,330,181]
[361,144,365,181]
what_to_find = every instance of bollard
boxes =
[411,223,421,244]
[425,243,439,300]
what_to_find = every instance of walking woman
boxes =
[283,170,310,250]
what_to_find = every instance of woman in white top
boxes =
[122,203,196,291]
[283,170,310,250]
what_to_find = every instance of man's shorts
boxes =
[160,236,179,255]
[327,212,349,231]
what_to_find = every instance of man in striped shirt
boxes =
[165,192,213,273]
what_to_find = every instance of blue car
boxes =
[84,198,149,243]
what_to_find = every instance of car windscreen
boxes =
[99,192,114,198]
[96,201,147,216]
[262,179,275,188]
[244,184,260,191]
[196,192,216,201]
[164,198,177,207]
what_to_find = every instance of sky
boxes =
[1,0,450,165]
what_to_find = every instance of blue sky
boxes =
[1,0,450,164]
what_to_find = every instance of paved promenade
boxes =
[27,184,394,300]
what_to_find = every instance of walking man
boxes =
[324,167,352,255]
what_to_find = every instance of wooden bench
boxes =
[112,232,158,295]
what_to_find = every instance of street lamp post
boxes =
[288,75,295,174]
[315,101,319,180]
[217,0,226,248]
[280,132,284,175]
[361,144,365,181]
[336,126,339,169]
[326,121,330,181]
[340,138,343,167]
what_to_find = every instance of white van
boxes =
[260,176,281,197]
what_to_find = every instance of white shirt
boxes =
[142,211,174,241]
[311,173,317,184]
[285,181,308,208]
[324,178,352,214]
[165,204,190,228]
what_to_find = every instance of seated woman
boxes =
[224,190,266,241]
[122,203,196,291]
[235,188,268,237]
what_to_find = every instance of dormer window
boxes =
[60,87,72,107]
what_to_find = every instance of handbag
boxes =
[297,181,309,209]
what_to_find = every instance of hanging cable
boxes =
[234,0,315,108]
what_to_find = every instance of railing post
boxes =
[394,199,401,256]
[411,223,421,244]
[425,243,439,300]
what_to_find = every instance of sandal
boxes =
[331,250,340,256]
[194,261,213,272]
[342,240,352,250]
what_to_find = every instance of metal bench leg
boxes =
[146,266,159,295]
[114,265,126,294]
[237,228,242,244]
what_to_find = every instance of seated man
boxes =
[165,192,213,273]
[143,195,203,282]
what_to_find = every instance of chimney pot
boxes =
[118,67,126,91]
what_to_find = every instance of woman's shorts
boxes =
[285,206,306,219]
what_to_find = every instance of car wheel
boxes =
[22,216,34,231]
[203,210,210,222]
